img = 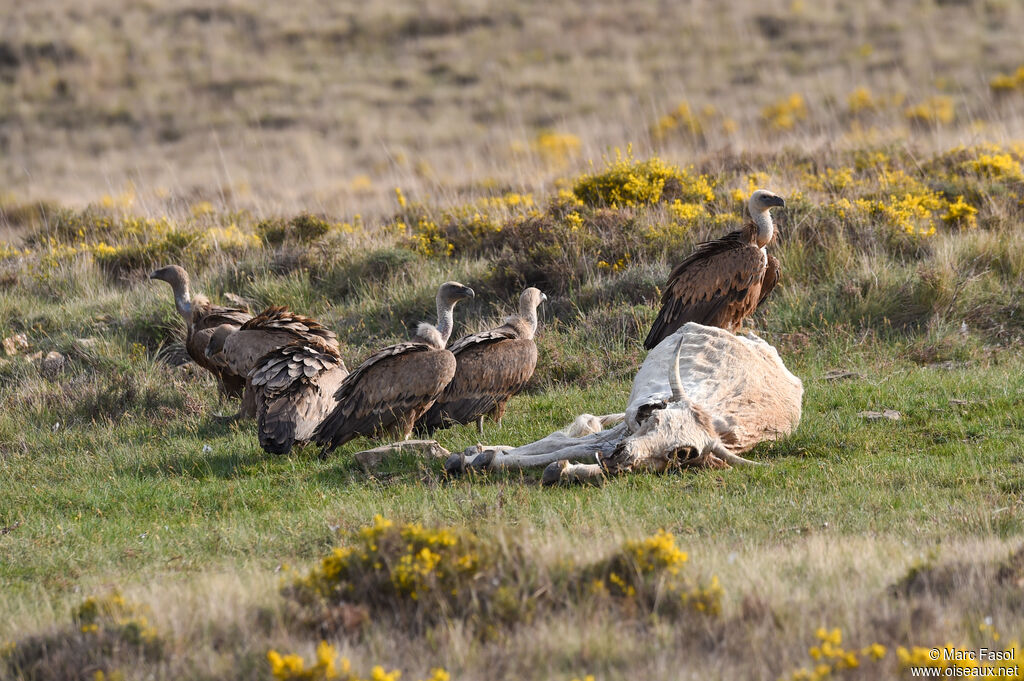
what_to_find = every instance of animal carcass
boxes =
[445,323,802,484]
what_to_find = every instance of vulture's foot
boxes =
[212,410,242,424]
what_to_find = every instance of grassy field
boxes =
[3,1,1024,680]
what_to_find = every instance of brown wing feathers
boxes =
[416,325,537,434]
[241,306,338,346]
[757,253,780,309]
[185,300,252,398]
[250,338,346,454]
[313,342,456,452]
[643,228,769,348]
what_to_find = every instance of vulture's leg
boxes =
[476,415,484,435]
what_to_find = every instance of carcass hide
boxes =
[445,323,803,484]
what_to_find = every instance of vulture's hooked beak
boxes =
[768,195,786,209]
[462,286,475,299]
[541,292,548,303]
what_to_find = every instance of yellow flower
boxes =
[863,643,887,660]
[420,669,450,681]
[532,131,581,166]
[847,87,875,114]
[905,96,954,125]
[943,195,977,228]
[761,93,808,131]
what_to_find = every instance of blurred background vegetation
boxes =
[3,0,1024,217]
[3,2,1024,680]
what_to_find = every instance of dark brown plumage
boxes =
[416,287,546,434]
[313,281,474,454]
[249,335,348,455]
[643,189,784,349]
[205,306,344,419]
[150,265,252,398]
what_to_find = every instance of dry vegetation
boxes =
[2,1,1024,680]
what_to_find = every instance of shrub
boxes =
[573,153,698,208]
[761,93,808,131]
[285,516,501,631]
[905,96,955,126]
[581,529,723,617]
[285,518,722,638]
[259,214,333,245]
[2,592,163,681]
[780,628,887,681]
[92,230,201,278]
[265,641,449,681]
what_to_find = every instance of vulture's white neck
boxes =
[752,209,774,247]
[434,298,456,345]
[174,288,192,319]
[519,306,538,336]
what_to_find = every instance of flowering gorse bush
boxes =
[762,93,808,131]
[904,96,954,126]
[572,150,713,208]
[287,516,488,628]
[781,627,887,681]
[585,529,723,617]
[532,131,582,166]
[1,592,163,680]
[266,641,448,681]
[651,102,709,140]
[286,519,724,639]
[990,65,1024,94]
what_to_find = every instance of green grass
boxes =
[4,3,1024,677]
[4,142,1024,678]
[2,328,1023,679]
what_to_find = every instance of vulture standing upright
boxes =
[150,265,252,398]
[643,189,785,349]
[313,281,475,454]
[416,287,546,435]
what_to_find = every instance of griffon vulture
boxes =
[150,265,252,398]
[204,306,344,418]
[248,335,349,455]
[416,287,547,435]
[313,281,475,454]
[643,189,785,349]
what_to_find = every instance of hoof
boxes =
[541,459,569,487]
[468,448,496,471]
[444,451,467,476]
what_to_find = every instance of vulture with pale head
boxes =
[313,281,475,454]
[643,189,785,349]
[416,287,546,435]
[150,265,252,398]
